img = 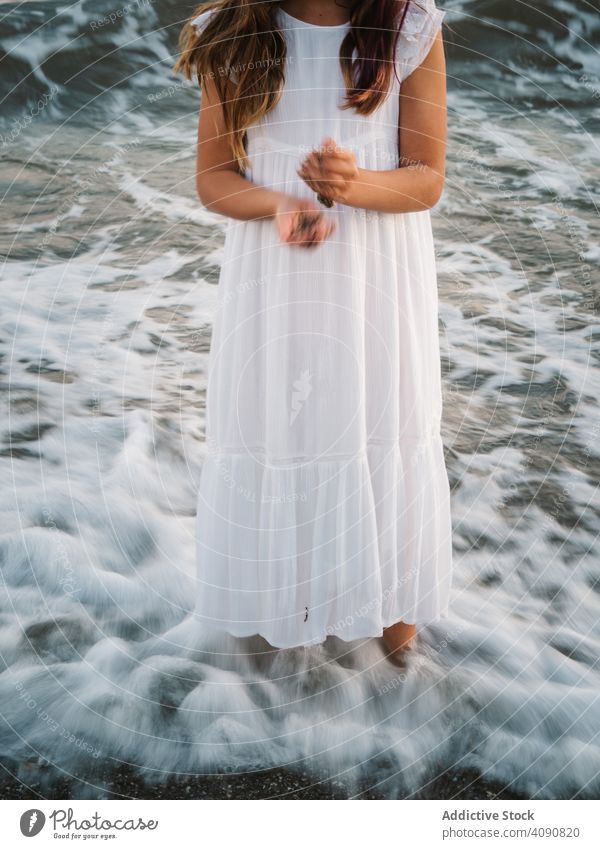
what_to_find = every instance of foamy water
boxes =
[0,0,599,798]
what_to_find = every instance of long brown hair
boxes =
[174,1,414,170]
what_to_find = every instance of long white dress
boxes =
[191,0,452,649]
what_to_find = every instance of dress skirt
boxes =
[192,0,453,648]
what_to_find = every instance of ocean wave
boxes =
[0,0,188,115]
[0,0,599,121]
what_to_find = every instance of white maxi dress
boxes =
[191,0,452,649]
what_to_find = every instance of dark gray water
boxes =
[0,0,599,799]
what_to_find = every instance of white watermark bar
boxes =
[1,799,599,847]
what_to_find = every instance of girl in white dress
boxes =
[175,0,452,660]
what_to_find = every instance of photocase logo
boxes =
[289,368,312,425]
[20,809,46,837]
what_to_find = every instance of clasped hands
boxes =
[275,136,359,249]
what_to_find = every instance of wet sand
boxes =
[0,758,529,800]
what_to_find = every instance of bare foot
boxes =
[382,621,417,664]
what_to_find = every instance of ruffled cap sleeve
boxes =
[396,0,446,83]
[190,8,216,35]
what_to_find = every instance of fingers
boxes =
[288,209,320,246]
[296,136,357,197]
[296,162,336,194]
[276,195,335,249]
[297,175,335,200]
[285,208,335,248]
[295,170,335,205]
[319,136,343,159]
[300,153,354,179]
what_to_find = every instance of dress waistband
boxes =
[247,128,395,157]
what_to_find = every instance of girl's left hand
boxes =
[297,136,360,205]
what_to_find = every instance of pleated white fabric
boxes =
[192,1,452,648]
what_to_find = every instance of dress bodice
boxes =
[191,1,446,177]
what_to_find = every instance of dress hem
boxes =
[193,608,451,650]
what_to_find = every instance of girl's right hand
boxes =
[274,195,336,249]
